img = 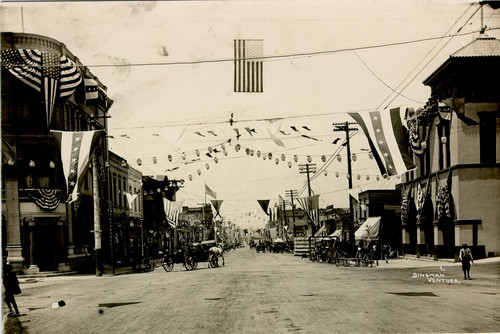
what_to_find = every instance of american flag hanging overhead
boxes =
[296,195,320,227]
[234,39,263,93]
[1,49,81,127]
[51,130,103,202]
[163,198,184,228]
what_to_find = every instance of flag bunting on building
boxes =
[405,106,435,156]
[349,108,416,176]
[211,199,223,218]
[1,49,82,128]
[163,198,184,228]
[26,189,64,210]
[400,183,413,224]
[205,184,217,199]
[234,39,263,93]
[416,176,431,224]
[435,171,452,222]
[441,97,479,126]
[51,130,104,202]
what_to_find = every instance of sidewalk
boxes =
[369,255,500,269]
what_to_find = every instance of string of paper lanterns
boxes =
[135,137,384,184]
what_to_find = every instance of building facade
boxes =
[400,33,500,259]
[353,190,402,254]
[1,32,112,272]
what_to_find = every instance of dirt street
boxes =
[3,246,499,334]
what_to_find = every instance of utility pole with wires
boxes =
[279,197,288,240]
[285,190,297,238]
[298,164,317,235]
[332,121,358,243]
[298,164,317,197]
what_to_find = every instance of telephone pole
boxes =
[285,190,297,238]
[298,164,317,197]
[332,121,358,243]
[298,164,317,235]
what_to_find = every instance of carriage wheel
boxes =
[209,254,219,268]
[162,256,174,272]
[208,255,215,268]
[184,256,197,271]
[366,254,374,267]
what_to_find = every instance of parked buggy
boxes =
[269,238,286,253]
[162,245,197,272]
[188,240,225,269]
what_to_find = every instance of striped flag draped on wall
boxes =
[348,108,416,176]
[51,130,103,202]
[234,39,263,93]
[163,198,184,228]
[1,49,81,127]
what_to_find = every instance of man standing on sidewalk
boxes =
[3,262,21,316]
[459,242,473,280]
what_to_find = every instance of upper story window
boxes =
[17,140,60,190]
[479,113,499,164]
[123,180,127,208]
[118,176,122,207]
[112,174,117,204]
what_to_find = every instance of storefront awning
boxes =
[314,225,326,237]
[355,216,381,241]
[329,229,342,238]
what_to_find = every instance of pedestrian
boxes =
[3,263,21,316]
[459,242,473,280]
[383,244,391,263]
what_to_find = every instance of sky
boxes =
[2,0,499,229]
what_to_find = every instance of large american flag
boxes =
[51,130,103,202]
[234,39,263,93]
[296,195,320,227]
[1,49,81,127]
[349,108,416,176]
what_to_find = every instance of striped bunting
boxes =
[1,49,81,127]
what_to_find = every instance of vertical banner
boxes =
[51,130,103,202]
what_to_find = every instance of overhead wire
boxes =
[29,27,495,69]
[378,2,481,110]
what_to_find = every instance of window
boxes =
[17,140,59,189]
[118,176,122,207]
[123,180,127,208]
[479,113,498,164]
[113,175,117,204]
